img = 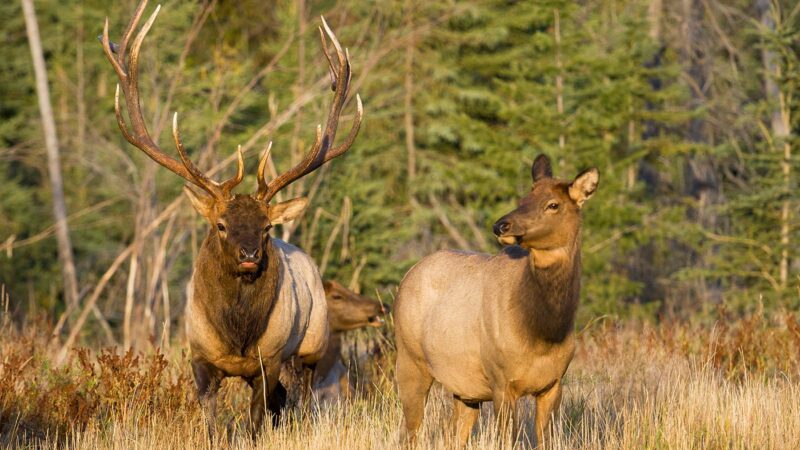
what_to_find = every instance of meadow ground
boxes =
[1,303,799,449]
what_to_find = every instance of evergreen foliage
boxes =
[0,0,797,338]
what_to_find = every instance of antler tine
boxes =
[172,114,244,197]
[127,4,161,106]
[118,0,148,64]
[101,19,126,81]
[172,113,223,197]
[102,1,238,199]
[257,141,274,193]
[320,17,348,68]
[219,146,245,194]
[258,18,362,203]
[329,93,363,155]
[318,26,337,91]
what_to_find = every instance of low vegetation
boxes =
[2,302,798,449]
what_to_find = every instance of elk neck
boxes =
[512,236,581,344]
[195,231,282,356]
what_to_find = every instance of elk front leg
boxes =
[192,358,223,441]
[492,389,520,443]
[534,379,563,448]
[248,374,267,438]
[249,366,286,436]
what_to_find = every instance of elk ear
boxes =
[183,186,215,219]
[268,197,309,224]
[322,279,333,293]
[531,154,553,182]
[568,167,599,208]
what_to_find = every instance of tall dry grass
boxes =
[1,299,799,449]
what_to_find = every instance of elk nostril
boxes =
[493,221,511,236]
[239,248,259,261]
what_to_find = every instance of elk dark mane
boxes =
[518,240,581,343]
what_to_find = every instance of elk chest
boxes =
[218,280,275,356]
[486,331,576,397]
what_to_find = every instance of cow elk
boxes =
[100,0,362,438]
[313,280,389,402]
[394,154,598,447]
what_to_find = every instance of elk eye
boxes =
[547,202,559,211]
[217,223,226,232]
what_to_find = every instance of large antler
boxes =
[256,17,363,203]
[100,0,243,199]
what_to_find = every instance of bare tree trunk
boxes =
[76,5,86,161]
[648,0,662,40]
[758,0,791,290]
[123,249,139,349]
[679,0,721,306]
[21,0,79,309]
[554,9,565,152]
[404,0,417,201]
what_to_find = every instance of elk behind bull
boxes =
[394,154,598,446]
[313,280,389,402]
[99,0,362,438]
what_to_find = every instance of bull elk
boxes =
[394,155,598,446]
[99,0,362,437]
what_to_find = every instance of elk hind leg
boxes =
[396,351,433,445]
[450,396,480,447]
[301,362,317,410]
[268,380,288,427]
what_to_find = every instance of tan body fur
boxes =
[395,154,598,447]
[397,249,576,400]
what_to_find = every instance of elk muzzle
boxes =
[238,246,261,271]
[493,216,522,246]
[367,303,391,327]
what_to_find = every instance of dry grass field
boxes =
[2,299,799,449]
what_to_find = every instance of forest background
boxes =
[1,0,798,350]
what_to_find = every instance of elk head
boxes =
[493,154,598,251]
[100,1,362,276]
[323,280,389,331]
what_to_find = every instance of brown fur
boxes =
[394,154,598,447]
